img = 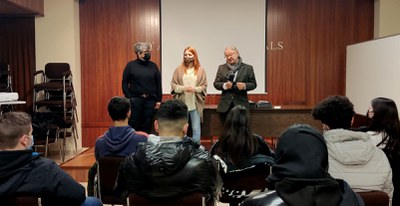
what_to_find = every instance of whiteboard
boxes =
[346,34,400,114]
[161,0,266,94]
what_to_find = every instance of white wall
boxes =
[346,35,400,114]
[35,0,82,152]
[161,0,266,94]
[346,0,400,114]
[374,0,400,38]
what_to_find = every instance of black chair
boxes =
[127,192,214,206]
[95,156,126,205]
[219,162,272,206]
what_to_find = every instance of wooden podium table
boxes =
[202,105,322,144]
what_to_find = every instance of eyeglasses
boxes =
[224,52,237,58]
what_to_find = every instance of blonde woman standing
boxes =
[171,46,207,143]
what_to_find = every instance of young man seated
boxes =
[88,96,148,196]
[95,96,148,159]
[312,95,393,198]
[0,112,102,206]
[115,99,221,203]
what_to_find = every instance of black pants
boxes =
[129,97,156,133]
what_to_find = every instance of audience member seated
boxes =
[241,124,364,206]
[0,112,102,206]
[95,96,148,159]
[312,95,393,197]
[366,97,400,205]
[87,96,148,196]
[209,105,273,204]
[114,99,221,204]
[210,105,274,171]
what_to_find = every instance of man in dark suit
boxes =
[213,46,257,120]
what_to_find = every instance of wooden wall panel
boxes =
[80,0,374,147]
[129,0,160,68]
[266,0,310,106]
[80,0,160,146]
[266,0,374,106]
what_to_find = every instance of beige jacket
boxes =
[171,65,207,120]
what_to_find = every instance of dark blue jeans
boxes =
[129,97,156,133]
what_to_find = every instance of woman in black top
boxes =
[122,42,162,133]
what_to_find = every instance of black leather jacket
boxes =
[115,138,221,201]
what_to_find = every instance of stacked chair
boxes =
[0,63,12,92]
[0,63,13,113]
[32,63,79,162]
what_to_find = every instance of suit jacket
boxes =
[213,62,256,113]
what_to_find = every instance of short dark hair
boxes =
[108,96,131,121]
[0,112,31,149]
[156,99,188,132]
[312,95,355,129]
[157,99,188,121]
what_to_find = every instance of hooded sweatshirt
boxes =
[115,137,221,201]
[324,129,393,197]
[0,150,86,206]
[243,125,364,206]
[95,126,147,160]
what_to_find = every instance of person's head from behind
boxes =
[134,42,152,62]
[0,112,33,151]
[108,96,131,122]
[368,97,400,150]
[312,95,355,130]
[224,105,252,135]
[368,97,399,130]
[154,99,188,138]
[224,46,240,65]
[268,124,329,187]
[182,46,200,70]
[216,105,257,164]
